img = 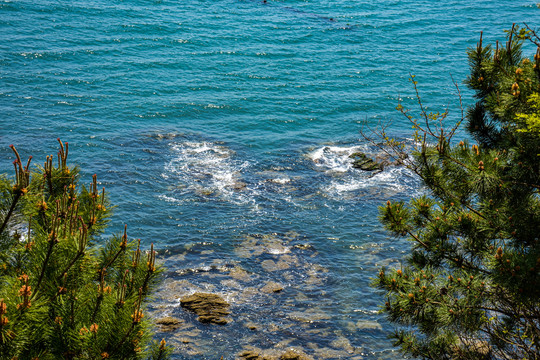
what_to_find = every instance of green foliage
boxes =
[372,26,540,360]
[516,92,540,134]
[0,139,171,359]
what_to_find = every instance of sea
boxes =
[1,0,539,358]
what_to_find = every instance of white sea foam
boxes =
[163,140,255,205]
[267,177,291,184]
[309,144,420,198]
[308,144,367,173]
[326,167,415,196]
[158,194,183,204]
[266,246,291,255]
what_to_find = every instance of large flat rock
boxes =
[180,292,230,325]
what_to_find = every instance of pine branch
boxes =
[0,192,21,235]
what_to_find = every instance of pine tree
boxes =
[372,25,540,359]
[0,139,172,360]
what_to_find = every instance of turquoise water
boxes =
[1,0,539,358]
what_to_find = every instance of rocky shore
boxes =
[151,231,393,359]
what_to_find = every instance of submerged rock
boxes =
[180,292,230,325]
[349,152,383,171]
[293,243,314,251]
[261,259,280,272]
[260,281,284,294]
[279,349,314,360]
[289,308,331,323]
[156,316,184,332]
[245,321,259,331]
[313,347,361,359]
[330,336,354,353]
[229,266,252,281]
[355,319,383,331]
[237,348,313,360]
[231,180,247,190]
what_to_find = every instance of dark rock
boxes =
[245,321,259,330]
[349,152,383,171]
[156,316,183,332]
[238,350,275,360]
[180,292,230,325]
[238,350,264,359]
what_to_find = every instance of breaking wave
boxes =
[308,144,366,173]
[161,139,255,205]
[307,144,421,199]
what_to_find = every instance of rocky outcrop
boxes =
[349,151,408,171]
[180,292,230,325]
[349,152,383,171]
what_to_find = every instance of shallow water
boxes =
[1,0,539,358]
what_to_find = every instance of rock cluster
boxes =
[349,151,408,171]
[151,232,371,359]
[180,292,230,325]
